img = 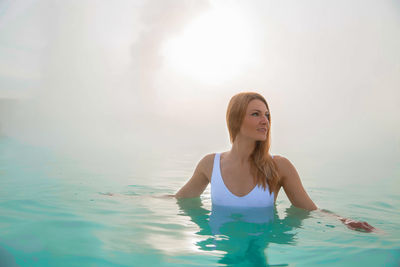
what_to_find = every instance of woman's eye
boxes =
[251,113,259,116]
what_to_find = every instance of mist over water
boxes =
[0,0,399,192]
[0,2,400,266]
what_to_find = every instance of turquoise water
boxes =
[0,136,399,266]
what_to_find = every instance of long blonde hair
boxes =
[226,92,280,194]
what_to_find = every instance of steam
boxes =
[0,0,399,183]
[0,0,210,154]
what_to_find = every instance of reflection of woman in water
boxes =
[177,198,308,266]
[174,92,375,232]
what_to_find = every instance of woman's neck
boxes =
[229,135,255,165]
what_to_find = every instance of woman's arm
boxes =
[275,156,318,211]
[275,156,376,232]
[174,154,212,198]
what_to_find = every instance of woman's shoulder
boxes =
[199,151,228,162]
[199,153,215,164]
[271,154,297,175]
[271,154,288,163]
[196,153,220,180]
[271,154,287,163]
[197,153,217,171]
[198,151,229,171]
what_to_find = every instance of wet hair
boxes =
[226,92,280,194]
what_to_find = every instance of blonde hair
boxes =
[226,92,280,194]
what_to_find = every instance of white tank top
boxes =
[211,153,275,207]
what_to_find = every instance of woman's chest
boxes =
[220,165,256,197]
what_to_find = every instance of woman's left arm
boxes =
[275,156,318,211]
[275,156,376,233]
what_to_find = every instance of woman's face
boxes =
[239,99,270,141]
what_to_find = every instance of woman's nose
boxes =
[260,116,268,124]
[260,117,268,125]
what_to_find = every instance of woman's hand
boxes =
[339,217,376,232]
[319,209,378,233]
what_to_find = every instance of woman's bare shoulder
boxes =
[272,154,290,164]
[197,153,216,177]
[272,154,295,175]
[199,153,215,165]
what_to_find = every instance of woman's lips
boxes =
[257,128,267,133]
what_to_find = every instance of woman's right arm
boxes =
[174,154,213,199]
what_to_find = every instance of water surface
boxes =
[0,136,399,266]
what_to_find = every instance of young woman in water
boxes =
[174,92,375,232]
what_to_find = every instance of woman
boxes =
[175,92,375,232]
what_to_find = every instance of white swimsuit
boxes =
[210,153,275,208]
